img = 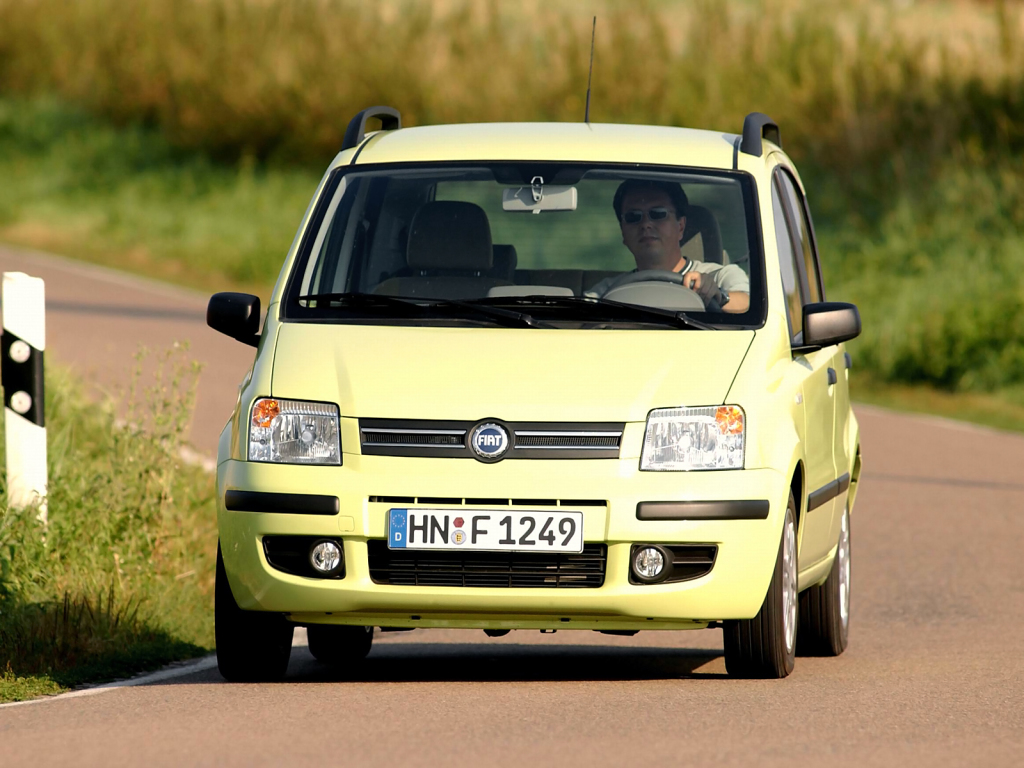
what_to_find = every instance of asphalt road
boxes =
[1,245,1022,766]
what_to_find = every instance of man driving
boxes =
[590,180,750,313]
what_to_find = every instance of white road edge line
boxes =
[0,655,219,710]
[0,629,311,710]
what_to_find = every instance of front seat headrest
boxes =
[681,204,724,264]
[407,201,493,271]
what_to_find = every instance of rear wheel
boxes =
[797,504,851,656]
[307,625,374,667]
[215,544,294,682]
[723,493,798,678]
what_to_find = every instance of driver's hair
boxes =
[613,180,689,220]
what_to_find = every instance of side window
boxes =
[772,177,803,341]
[777,170,823,303]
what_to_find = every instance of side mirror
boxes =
[207,292,261,347]
[797,302,861,351]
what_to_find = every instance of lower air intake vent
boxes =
[367,541,606,588]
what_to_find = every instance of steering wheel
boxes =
[601,270,720,312]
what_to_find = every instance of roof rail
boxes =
[341,106,402,151]
[740,112,781,157]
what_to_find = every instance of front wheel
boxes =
[215,544,294,682]
[797,504,851,656]
[723,493,798,678]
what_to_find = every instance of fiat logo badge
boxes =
[469,422,510,461]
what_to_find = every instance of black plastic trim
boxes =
[263,536,346,579]
[807,472,851,512]
[636,500,770,521]
[341,106,401,151]
[628,543,718,585]
[225,490,340,515]
[740,112,781,157]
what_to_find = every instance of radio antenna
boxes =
[584,16,596,123]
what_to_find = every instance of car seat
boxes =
[374,201,513,299]
[680,204,725,264]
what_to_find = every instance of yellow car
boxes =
[208,108,862,680]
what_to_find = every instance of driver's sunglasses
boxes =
[621,207,673,225]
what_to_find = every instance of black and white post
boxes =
[2,272,47,523]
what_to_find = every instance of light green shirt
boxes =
[586,259,750,297]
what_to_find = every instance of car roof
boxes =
[333,122,744,171]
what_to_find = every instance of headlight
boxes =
[248,398,341,465]
[640,405,744,471]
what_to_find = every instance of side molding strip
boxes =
[225,490,340,516]
[636,500,770,521]
[807,473,852,512]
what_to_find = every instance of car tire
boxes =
[797,503,851,656]
[723,493,798,679]
[307,625,374,667]
[215,544,294,682]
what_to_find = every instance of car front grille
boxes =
[359,419,623,459]
[367,540,607,588]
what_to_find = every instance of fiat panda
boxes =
[208,108,862,680]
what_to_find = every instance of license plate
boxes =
[388,508,584,553]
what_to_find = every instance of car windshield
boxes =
[285,163,764,329]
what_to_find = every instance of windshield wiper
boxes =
[472,295,715,330]
[297,292,551,329]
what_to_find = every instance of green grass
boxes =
[0,349,217,703]
[852,375,1024,435]
[0,98,318,299]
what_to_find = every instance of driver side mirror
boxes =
[207,292,261,347]
[796,302,861,352]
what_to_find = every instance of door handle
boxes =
[827,367,837,386]
[844,352,852,369]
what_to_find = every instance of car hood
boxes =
[271,324,754,423]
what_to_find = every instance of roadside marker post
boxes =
[1,272,47,523]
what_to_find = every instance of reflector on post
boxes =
[2,272,47,523]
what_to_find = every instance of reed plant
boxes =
[0,0,1020,171]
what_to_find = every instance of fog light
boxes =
[632,545,669,583]
[310,540,343,575]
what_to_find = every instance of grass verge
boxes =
[852,375,1024,436]
[0,349,217,703]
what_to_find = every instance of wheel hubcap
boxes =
[838,507,851,629]
[783,515,797,654]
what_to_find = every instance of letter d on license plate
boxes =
[388,509,584,553]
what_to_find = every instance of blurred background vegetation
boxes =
[0,0,1022,396]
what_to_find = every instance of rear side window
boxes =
[772,178,803,341]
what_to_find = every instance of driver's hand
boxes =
[681,271,703,291]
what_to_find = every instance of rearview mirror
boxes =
[502,184,577,213]
[798,302,861,351]
[207,292,261,347]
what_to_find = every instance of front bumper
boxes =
[217,455,789,629]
